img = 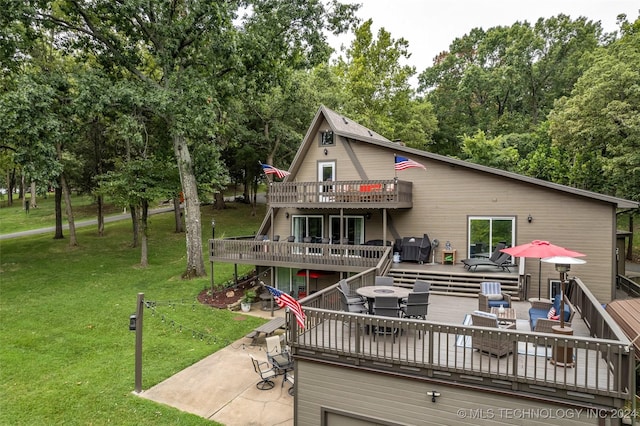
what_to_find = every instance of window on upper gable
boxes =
[320,130,334,146]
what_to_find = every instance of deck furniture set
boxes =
[249,334,294,392]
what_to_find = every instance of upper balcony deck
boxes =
[267,179,413,209]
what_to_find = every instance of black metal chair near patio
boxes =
[401,292,430,338]
[413,279,431,293]
[373,296,402,342]
[375,275,394,286]
[338,287,368,313]
[249,354,278,390]
[339,279,366,304]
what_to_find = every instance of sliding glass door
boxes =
[468,217,514,258]
[329,215,365,245]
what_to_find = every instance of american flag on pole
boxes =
[265,286,306,328]
[261,163,291,179]
[394,155,426,171]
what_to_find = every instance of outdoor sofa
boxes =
[528,295,576,333]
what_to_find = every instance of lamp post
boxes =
[541,255,586,368]
[541,256,586,328]
[210,219,215,293]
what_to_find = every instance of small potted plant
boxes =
[241,289,256,312]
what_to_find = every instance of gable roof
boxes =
[288,105,638,209]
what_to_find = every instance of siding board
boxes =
[298,360,605,426]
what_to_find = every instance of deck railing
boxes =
[209,239,391,272]
[290,277,634,407]
[267,179,413,208]
[616,274,640,298]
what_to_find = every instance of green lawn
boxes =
[0,199,266,425]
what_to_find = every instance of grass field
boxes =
[0,197,266,425]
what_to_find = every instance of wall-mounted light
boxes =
[426,390,441,402]
[527,214,533,223]
[365,212,372,220]
[323,148,328,155]
[285,212,289,219]
[129,314,137,331]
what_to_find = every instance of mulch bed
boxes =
[197,275,260,309]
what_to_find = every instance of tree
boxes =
[459,130,519,171]
[31,0,359,278]
[548,16,640,200]
[419,15,605,155]
[332,19,437,148]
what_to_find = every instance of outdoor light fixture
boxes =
[129,314,137,331]
[365,212,372,220]
[285,212,290,219]
[211,219,216,240]
[426,390,441,402]
[527,214,533,223]
[324,148,328,155]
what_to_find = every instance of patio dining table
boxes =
[356,286,411,314]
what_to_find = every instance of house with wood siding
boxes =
[209,105,638,424]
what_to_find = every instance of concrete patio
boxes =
[139,307,293,426]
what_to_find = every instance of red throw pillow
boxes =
[547,307,556,319]
[551,315,560,320]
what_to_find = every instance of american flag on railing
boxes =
[261,163,291,179]
[265,285,306,328]
[394,154,426,171]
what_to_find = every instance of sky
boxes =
[328,0,639,75]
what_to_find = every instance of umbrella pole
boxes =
[538,259,542,299]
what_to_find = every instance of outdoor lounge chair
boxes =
[462,251,514,272]
[462,243,504,269]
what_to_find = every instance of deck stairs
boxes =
[388,267,521,300]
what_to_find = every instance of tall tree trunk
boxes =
[60,173,77,247]
[173,134,205,278]
[140,200,149,267]
[54,184,64,239]
[97,195,104,236]
[214,192,225,210]
[21,173,26,212]
[627,214,634,261]
[130,204,139,247]
[57,143,77,246]
[173,196,183,233]
[95,133,104,236]
[29,181,37,208]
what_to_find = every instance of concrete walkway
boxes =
[138,306,293,426]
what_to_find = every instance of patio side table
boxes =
[441,249,456,265]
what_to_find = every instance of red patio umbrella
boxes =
[501,240,586,299]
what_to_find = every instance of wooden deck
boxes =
[291,289,632,408]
